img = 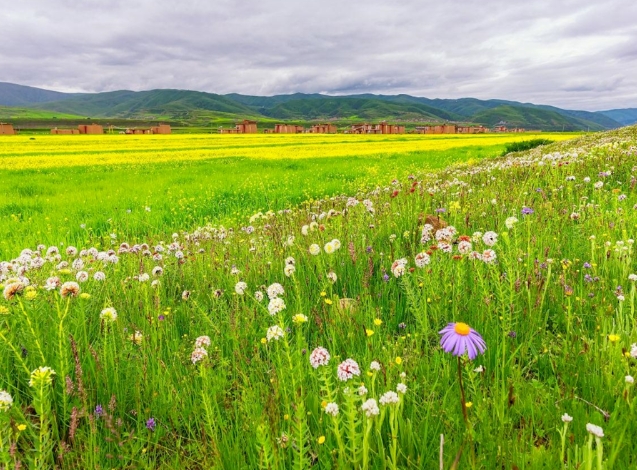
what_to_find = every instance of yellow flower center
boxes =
[454,322,471,336]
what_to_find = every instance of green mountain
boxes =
[0,82,629,131]
[0,82,80,106]
[599,108,637,126]
[33,89,257,120]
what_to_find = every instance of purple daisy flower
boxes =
[439,322,486,360]
[521,206,534,215]
[146,417,156,431]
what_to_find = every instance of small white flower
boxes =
[235,282,248,295]
[361,398,380,417]
[324,402,339,416]
[326,271,337,284]
[309,347,330,368]
[268,297,286,315]
[628,274,637,282]
[369,361,381,371]
[191,347,208,364]
[561,413,573,423]
[194,336,211,348]
[379,391,400,405]
[626,375,635,384]
[0,390,13,412]
[396,383,407,394]
[100,307,118,323]
[586,423,604,438]
[284,264,295,277]
[309,244,321,255]
[358,385,368,396]
[337,359,361,381]
[482,231,498,246]
[505,217,519,229]
[266,325,285,342]
[267,283,284,299]
[254,291,264,302]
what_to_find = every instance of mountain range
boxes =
[1,82,636,131]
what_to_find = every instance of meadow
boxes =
[0,128,636,469]
[0,133,574,260]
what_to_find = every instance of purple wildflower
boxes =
[583,262,591,269]
[439,322,486,360]
[383,273,390,282]
[521,207,534,215]
[398,322,406,330]
[435,208,447,214]
[366,246,373,253]
[158,315,165,321]
[95,405,104,416]
[146,417,156,431]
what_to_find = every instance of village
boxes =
[0,120,532,136]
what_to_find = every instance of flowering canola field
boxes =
[1,128,637,469]
[0,133,575,170]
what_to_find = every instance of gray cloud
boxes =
[1,0,636,110]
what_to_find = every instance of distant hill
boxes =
[0,82,630,131]
[0,82,79,106]
[599,108,637,126]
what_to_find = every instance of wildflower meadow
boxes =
[1,127,636,469]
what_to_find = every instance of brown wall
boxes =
[51,128,80,134]
[78,124,104,134]
[0,123,15,135]
[151,124,171,134]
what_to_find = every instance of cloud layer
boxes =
[2,0,636,110]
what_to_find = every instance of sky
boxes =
[2,0,636,111]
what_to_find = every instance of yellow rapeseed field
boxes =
[0,133,578,170]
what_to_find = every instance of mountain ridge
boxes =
[0,82,633,131]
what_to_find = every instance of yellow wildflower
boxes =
[373,318,383,326]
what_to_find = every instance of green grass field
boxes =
[1,128,636,469]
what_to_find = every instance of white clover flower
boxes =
[593,181,603,189]
[337,359,361,381]
[369,361,381,371]
[75,271,89,283]
[629,274,637,282]
[630,343,637,358]
[482,249,497,264]
[561,413,573,423]
[324,242,336,254]
[195,336,211,348]
[267,283,284,299]
[60,281,80,298]
[266,325,285,342]
[191,347,208,364]
[438,242,453,254]
[284,265,296,277]
[268,297,286,315]
[457,240,472,255]
[414,252,431,268]
[71,258,84,270]
[361,398,380,417]
[617,295,625,302]
[332,239,341,250]
[93,271,106,281]
[309,347,330,368]
[100,307,117,323]
[0,390,13,412]
[505,217,519,229]
[286,235,295,246]
[309,244,321,255]
[358,385,368,396]
[235,282,248,295]
[482,231,498,246]
[138,273,150,282]
[625,375,634,384]
[473,365,484,373]
[301,225,309,236]
[391,258,408,278]
[44,277,60,290]
[324,402,339,416]
[586,423,604,438]
[471,231,483,243]
[327,271,337,284]
[583,177,591,183]
[379,391,400,405]
[396,383,407,394]
[152,266,163,277]
[285,256,295,266]
[254,291,264,302]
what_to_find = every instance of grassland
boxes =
[1,128,636,469]
[0,133,575,259]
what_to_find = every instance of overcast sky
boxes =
[2,0,636,110]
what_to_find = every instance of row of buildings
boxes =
[217,120,526,135]
[1,120,530,136]
[50,123,172,135]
